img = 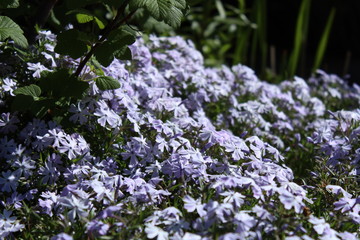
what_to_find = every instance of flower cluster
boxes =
[0,32,358,239]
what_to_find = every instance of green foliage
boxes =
[13,84,41,99]
[94,28,135,66]
[0,16,28,48]
[55,29,90,59]
[312,7,336,73]
[0,0,188,122]
[0,0,19,9]
[288,0,311,78]
[130,0,187,28]
[95,76,121,90]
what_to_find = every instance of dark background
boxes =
[266,0,360,83]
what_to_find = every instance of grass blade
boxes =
[312,7,336,73]
[288,0,310,77]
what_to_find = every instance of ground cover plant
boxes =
[0,1,359,239]
[0,29,359,239]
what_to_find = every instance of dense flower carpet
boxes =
[0,32,359,239]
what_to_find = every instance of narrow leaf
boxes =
[94,17,105,29]
[288,0,310,77]
[312,7,336,73]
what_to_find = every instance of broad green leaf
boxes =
[0,0,19,8]
[76,13,94,23]
[130,0,186,28]
[14,84,41,99]
[95,76,121,90]
[39,69,89,99]
[11,95,34,111]
[94,28,136,66]
[112,46,132,61]
[0,16,28,48]
[55,29,88,59]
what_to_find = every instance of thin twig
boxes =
[73,3,135,77]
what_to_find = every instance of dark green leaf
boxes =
[11,95,34,111]
[94,28,136,66]
[114,46,132,60]
[31,99,55,118]
[39,69,89,99]
[0,16,28,48]
[13,84,41,99]
[130,0,186,28]
[54,29,88,59]
[95,76,120,90]
[0,0,19,8]
[65,0,99,9]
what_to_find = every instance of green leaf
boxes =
[0,16,28,48]
[95,76,120,90]
[94,17,105,29]
[54,29,88,59]
[76,13,94,23]
[130,0,186,28]
[13,84,41,99]
[312,7,336,73]
[11,95,34,111]
[0,0,19,8]
[65,0,99,9]
[288,0,311,77]
[39,69,89,99]
[94,28,136,66]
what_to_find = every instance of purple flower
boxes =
[58,195,90,222]
[183,195,206,217]
[96,205,122,219]
[278,188,305,213]
[86,220,110,236]
[39,161,60,184]
[94,100,122,128]
[58,136,81,160]
[50,233,73,240]
[27,62,51,78]
[334,197,356,213]
[0,170,20,192]
[0,112,19,134]
[144,224,169,240]
[69,102,89,124]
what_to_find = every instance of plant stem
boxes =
[73,3,136,77]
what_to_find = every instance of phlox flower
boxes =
[183,195,206,217]
[0,210,24,239]
[278,188,305,213]
[333,197,357,213]
[39,161,60,184]
[58,195,91,222]
[86,220,110,237]
[144,224,169,240]
[1,78,17,96]
[0,170,20,192]
[50,233,73,240]
[94,100,122,128]
[27,62,51,78]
